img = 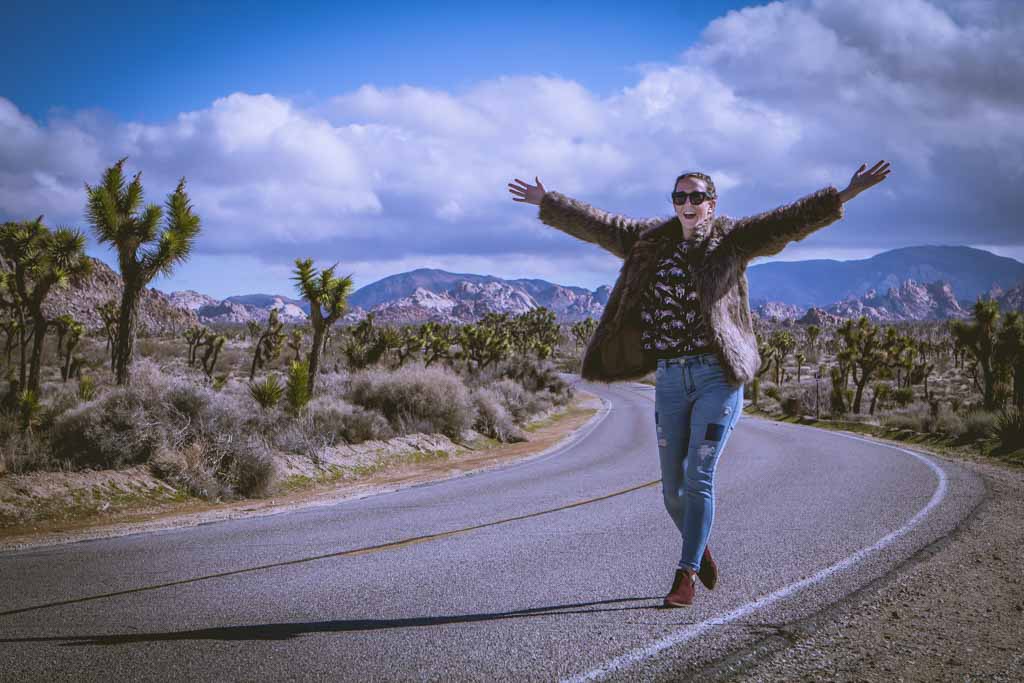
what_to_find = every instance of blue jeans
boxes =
[654,352,744,572]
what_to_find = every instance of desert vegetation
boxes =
[0,158,578,509]
[725,300,1024,465]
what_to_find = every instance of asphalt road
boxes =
[0,377,985,681]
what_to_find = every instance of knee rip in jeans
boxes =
[656,412,668,447]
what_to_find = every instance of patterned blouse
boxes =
[639,221,718,358]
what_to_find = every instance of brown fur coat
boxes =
[538,186,844,386]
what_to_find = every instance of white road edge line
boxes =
[562,428,949,683]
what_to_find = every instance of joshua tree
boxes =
[292,258,353,393]
[183,325,208,367]
[995,311,1024,410]
[794,351,806,384]
[197,332,226,379]
[53,314,85,382]
[840,316,888,413]
[97,300,119,370]
[571,317,598,352]
[85,158,201,385]
[805,324,821,353]
[0,218,92,392]
[419,321,455,368]
[249,309,285,381]
[288,328,304,362]
[950,299,1000,410]
[458,322,513,371]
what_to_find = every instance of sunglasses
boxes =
[671,190,713,206]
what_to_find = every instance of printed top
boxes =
[639,224,717,358]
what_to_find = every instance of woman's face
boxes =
[673,176,716,232]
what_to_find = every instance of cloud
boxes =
[1,0,1022,299]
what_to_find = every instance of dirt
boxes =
[715,429,1024,682]
[0,389,604,552]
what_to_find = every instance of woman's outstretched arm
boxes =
[719,160,891,262]
[508,176,666,260]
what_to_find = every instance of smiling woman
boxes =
[507,159,891,607]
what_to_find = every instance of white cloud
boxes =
[1,0,1021,296]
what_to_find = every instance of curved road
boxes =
[0,377,985,681]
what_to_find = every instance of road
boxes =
[0,377,985,681]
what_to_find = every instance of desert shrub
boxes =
[78,375,97,402]
[149,442,224,501]
[996,407,1024,451]
[339,406,393,443]
[891,387,915,407]
[959,409,998,441]
[490,378,555,423]
[0,430,51,475]
[347,362,475,438]
[926,405,963,436]
[51,389,169,469]
[164,382,211,422]
[471,387,525,443]
[473,357,573,406]
[249,375,284,410]
[881,407,927,433]
[764,384,782,402]
[223,435,277,497]
[288,397,394,448]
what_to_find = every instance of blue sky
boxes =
[2,0,1022,299]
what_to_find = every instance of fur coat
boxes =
[538,186,844,387]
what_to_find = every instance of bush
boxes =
[472,387,525,443]
[0,430,51,475]
[303,395,391,445]
[249,374,284,410]
[348,362,475,438]
[960,409,998,442]
[892,387,915,407]
[51,389,168,469]
[996,407,1024,451]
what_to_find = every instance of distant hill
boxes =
[746,245,1024,309]
[157,245,1024,327]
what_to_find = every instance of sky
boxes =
[1,0,1022,300]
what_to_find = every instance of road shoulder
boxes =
[700,421,1024,681]
[0,387,604,552]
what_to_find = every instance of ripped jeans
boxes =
[654,352,744,572]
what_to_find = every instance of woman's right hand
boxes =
[507,176,546,206]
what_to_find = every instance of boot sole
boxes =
[662,599,693,608]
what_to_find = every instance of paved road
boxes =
[0,377,985,681]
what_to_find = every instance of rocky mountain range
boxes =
[43,257,196,335]
[33,246,1024,332]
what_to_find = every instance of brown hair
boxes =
[673,171,716,198]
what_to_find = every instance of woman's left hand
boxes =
[839,160,891,202]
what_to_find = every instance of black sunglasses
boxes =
[671,190,713,206]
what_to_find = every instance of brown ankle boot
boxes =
[697,544,718,591]
[663,568,697,607]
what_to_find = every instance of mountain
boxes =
[44,258,197,334]
[346,268,604,320]
[161,246,1024,328]
[746,245,1024,309]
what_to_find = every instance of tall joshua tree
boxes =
[85,158,201,385]
[292,258,353,393]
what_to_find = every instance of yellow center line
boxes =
[0,478,660,618]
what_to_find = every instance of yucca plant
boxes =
[285,359,311,416]
[996,407,1024,451]
[249,374,284,410]
[17,389,41,433]
[77,375,97,402]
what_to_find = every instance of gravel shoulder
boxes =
[0,388,604,552]
[703,422,1024,682]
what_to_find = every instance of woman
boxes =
[507,161,890,607]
